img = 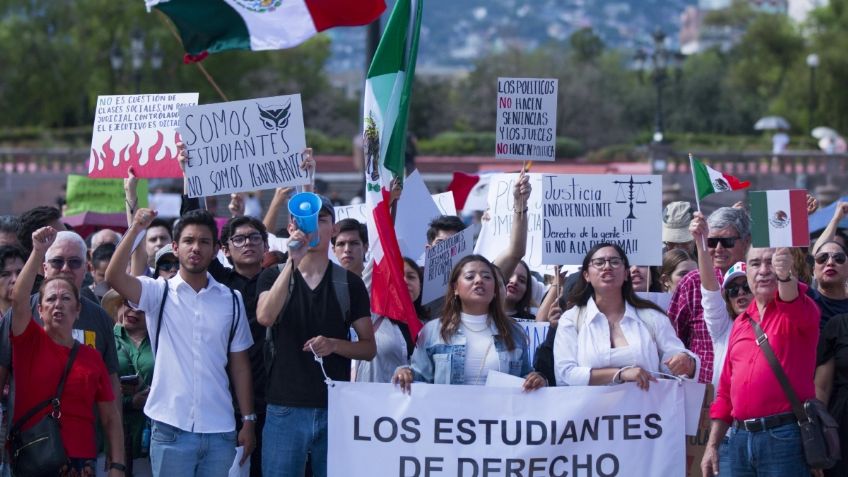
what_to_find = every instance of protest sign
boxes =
[329,381,686,477]
[496,78,558,162]
[335,203,369,224]
[432,191,457,216]
[89,93,198,178]
[518,321,549,366]
[542,174,663,266]
[421,227,475,304]
[474,173,546,275]
[65,175,148,217]
[178,94,310,198]
[147,192,182,218]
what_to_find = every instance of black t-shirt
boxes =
[807,287,848,331]
[257,262,370,408]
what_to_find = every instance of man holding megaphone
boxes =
[256,192,376,477]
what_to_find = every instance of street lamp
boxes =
[131,28,145,94]
[635,29,683,144]
[806,53,819,135]
[109,43,124,93]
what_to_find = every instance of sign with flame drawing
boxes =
[88,93,199,178]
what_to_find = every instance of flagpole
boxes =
[689,152,707,250]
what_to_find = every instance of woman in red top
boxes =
[11,226,124,477]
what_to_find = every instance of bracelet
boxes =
[514,207,529,215]
[109,463,127,472]
[776,274,793,282]
[612,366,633,385]
[125,199,137,213]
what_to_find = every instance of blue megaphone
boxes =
[288,192,322,248]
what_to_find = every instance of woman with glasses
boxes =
[553,242,698,389]
[392,255,547,392]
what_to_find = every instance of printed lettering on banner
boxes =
[89,93,199,178]
[474,173,546,275]
[178,94,310,198]
[421,227,475,304]
[542,174,663,266]
[328,381,686,477]
[496,78,558,162]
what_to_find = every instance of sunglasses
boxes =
[814,252,847,265]
[707,237,741,249]
[725,283,751,298]
[46,257,85,270]
[158,261,179,272]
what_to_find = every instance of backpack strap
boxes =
[10,342,79,435]
[228,289,240,353]
[331,263,350,324]
[153,279,169,356]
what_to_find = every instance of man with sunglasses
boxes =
[668,207,751,384]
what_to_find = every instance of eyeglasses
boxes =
[589,257,624,269]
[158,261,179,272]
[46,257,85,270]
[707,237,741,249]
[725,283,751,298]
[230,233,263,248]
[814,252,847,265]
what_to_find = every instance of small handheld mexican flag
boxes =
[749,190,810,248]
[691,156,751,201]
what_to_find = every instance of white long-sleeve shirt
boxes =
[700,286,733,391]
[553,297,699,386]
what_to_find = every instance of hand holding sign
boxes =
[513,168,531,212]
[229,193,246,217]
[391,367,414,394]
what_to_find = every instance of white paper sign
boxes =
[396,170,444,260]
[178,94,310,198]
[89,93,199,178]
[518,321,549,367]
[335,203,369,224]
[422,227,475,304]
[432,191,457,216]
[496,77,558,162]
[328,381,686,477]
[542,174,663,266]
[474,173,546,275]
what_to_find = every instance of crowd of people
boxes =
[0,152,846,477]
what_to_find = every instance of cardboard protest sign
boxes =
[178,94,310,198]
[474,173,546,275]
[496,77,558,162]
[421,227,475,304]
[329,381,687,477]
[749,189,810,247]
[65,175,148,217]
[542,174,663,266]
[89,93,198,178]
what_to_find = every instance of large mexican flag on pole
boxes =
[363,0,423,341]
[146,0,385,55]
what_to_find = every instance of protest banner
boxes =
[65,175,148,217]
[89,93,199,178]
[685,384,714,477]
[178,94,310,198]
[496,78,558,162]
[474,173,546,275]
[518,321,549,366]
[328,380,686,477]
[542,174,663,266]
[749,189,810,247]
[421,227,475,304]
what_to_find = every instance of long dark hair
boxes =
[402,257,427,322]
[508,260,534,317]
[565,242,665,314]
[440,254,519,351]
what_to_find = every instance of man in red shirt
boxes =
[702,247,820,477]
[667,207,751,383]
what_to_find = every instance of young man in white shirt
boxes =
[107,209,256,477]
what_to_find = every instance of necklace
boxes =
[462,320,490,333]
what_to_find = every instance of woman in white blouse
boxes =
[553,243,699,389]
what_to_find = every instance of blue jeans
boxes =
[262,405,327,477]
[718,435,731,476]
[727,422,809,476]
[149,420,236,477]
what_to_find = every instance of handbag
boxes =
[747,316,840,469]
[9,341,80,477]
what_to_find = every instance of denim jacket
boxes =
[409,318,532,384]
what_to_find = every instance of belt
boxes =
[733,412,796,432]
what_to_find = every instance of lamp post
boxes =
[131,28,145,94]
[109,43,124,93]
[806,53,819,135]
[635,29,683,144]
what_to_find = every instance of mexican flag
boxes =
[691,157,751,200]
[363,0,423,341]
[147,0,385,56]
[749,190,810,248]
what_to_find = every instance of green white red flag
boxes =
[362,0,423,341]
[691,157,751,201]
[749,190,809,248]
[146,0,385,59]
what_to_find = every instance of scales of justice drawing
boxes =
[613,176,652,233]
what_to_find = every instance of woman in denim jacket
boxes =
[392,255,547,391]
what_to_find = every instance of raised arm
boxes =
[493,170,530,280]
[772,247,799,302]
[106,209,158,304]
[124,168,148,277]
[256,225,307,327]
[11,227,56,336]
[263,187,293,233]
[301,147,315,193]
[691,211,719,292]
[813,201,848,254]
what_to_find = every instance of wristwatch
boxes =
[242,413,258,422]
[776,273,793,282]
[109,463,127,473]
